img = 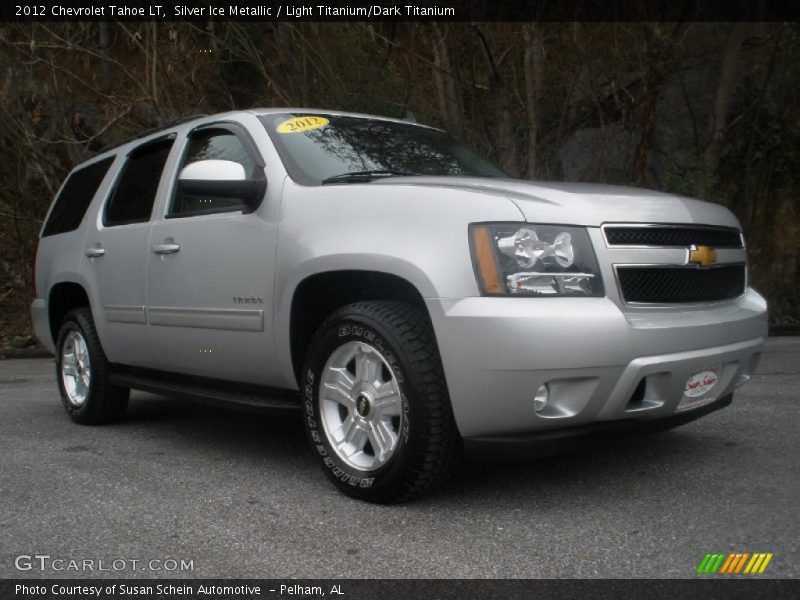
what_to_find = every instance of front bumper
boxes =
[463,393,732,461]
[425,288,767,439]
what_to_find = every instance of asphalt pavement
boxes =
[1,338,797,579]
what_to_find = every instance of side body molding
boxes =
[104,305,264,332]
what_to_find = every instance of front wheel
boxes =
[302,301,460,503]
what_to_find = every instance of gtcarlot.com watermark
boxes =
[15,554,194,573]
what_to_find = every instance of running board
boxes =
[108,367,301,414]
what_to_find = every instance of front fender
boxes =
[274,253,438,388]
[272,179,525,388]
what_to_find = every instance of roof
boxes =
[96,114,207,154]
[81,108,437,170]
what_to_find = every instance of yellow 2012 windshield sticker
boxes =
[277,116,329,134]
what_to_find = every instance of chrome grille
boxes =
[616,265,746,304]
[604,225,742,248]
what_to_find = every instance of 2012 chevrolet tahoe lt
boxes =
[31,110,768,502]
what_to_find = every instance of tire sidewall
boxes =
[303,314,424,499]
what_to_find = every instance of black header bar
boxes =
[2,0,797,22]
[3,579,800,600]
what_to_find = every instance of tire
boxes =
[55,307,129,425]
[302,300,460,503]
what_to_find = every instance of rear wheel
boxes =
[55,307,129,424]
[302,301,460,503]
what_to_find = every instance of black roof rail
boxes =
[96,114,207,154]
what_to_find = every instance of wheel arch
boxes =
[286,269,433,387]
[48,280,93,345]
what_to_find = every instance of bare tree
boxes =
[523,23,544,178]
[632,23,684,183]
[705,22,749,179]
[474,23,516,174]
[429,23,461,135]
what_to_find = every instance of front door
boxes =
[145,123,279,385]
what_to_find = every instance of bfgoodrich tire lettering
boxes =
[302,301,460,503]
[55,307,129,425]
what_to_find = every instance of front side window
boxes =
[169,128,256,217]
[43,157,114,237]
[104,137,174,227]
[260,113,507,185]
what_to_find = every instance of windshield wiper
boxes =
[321,170,418,184]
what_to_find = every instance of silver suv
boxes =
[32,110,768,502]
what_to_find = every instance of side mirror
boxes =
[177,159,266,212]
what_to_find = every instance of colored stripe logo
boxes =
[697,552,773,574]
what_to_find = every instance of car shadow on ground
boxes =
[119,392,730,506]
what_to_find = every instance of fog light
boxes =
[533,384,549,413]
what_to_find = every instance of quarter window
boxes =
[170,128,255,217]
[42,157,114,237]
[104,137,174,226]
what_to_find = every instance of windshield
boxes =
[260,113,508,185]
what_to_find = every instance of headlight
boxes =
[469,223,604,296]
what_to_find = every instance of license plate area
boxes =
[676,366,721,413]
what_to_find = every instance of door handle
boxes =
[152,243,180,255]
[85,247,105,258]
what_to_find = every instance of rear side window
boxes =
[42,157,114,237]
[104,137,174,226]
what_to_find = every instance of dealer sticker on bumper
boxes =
[676,367,721,412]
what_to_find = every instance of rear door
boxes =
[82,136,176,368]
[145,122,279,385]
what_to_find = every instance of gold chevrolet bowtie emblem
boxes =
[689,245,717,267]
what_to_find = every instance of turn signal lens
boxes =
[471,226,503,295]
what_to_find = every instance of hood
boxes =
[378,177,741,229]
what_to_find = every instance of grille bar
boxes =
[616,265,746,304]
[604,226,742,248]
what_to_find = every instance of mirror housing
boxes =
[177,159,266,213]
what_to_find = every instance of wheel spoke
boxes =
[343,422,360,445]
[74,374,85,397]
[367,421,393,460]
[373,380,402,416]
[333,366,355,389]
[374,379,394,396]
[322,368,355,407]
[358,349,381,385]
[343,426,368,456]
[373,393,401,416]
[334,414,356,443]
[62,363,78,377]
[62,349,77,368]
